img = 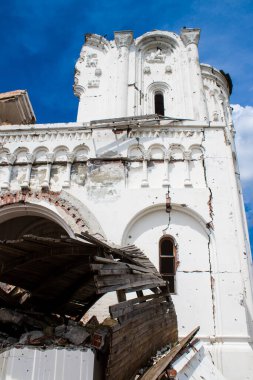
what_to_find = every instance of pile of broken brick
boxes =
[0,308,101,351]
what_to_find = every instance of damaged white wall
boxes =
[0,347,95,380]
[0,28,253,380]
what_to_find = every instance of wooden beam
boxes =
[116,290,126,302]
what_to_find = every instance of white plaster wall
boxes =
[0,348,95,380]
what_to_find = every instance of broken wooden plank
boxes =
[116,290,126,302]
[139,327,200,380]
[109,292,169,319]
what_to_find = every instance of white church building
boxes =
[0,28,253,379]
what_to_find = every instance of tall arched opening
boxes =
[0,203,74,240]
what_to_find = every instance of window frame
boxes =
[154,91,165,116]
[159,235,177,294]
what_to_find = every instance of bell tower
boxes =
[73,28,253,379]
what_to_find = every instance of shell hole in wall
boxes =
[155,92,165,116]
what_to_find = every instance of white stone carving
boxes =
[85,34,111,51]
[114,31,133,48]
[63,153,75,188]
[1,154,16,189]
[184,150,192,160]
[180,28,200,46]
[145,48,166,63]
[143,66,151,74]
[165,65,172,74]
[88,80,100,88]
[73,85,85,98]
[95,68,102,76]
[86,54,98,67]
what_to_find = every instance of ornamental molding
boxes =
[114,31,133,48]
[128,129,203,139]
[180,28,200,46]
[6,154,16,165]
[184,150,192,160]
[88,80,100,88]
[145,48,167,64]
[86,53,98,67]
[0,130,92,144]
[85,34,111,52]
[73,84,85,98]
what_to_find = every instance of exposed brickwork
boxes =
[0,190,88,231]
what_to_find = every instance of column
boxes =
[63,153,75,188]
[163,150,171,187]
[180,28,209,122]
[21,153,34,189]
[210,90,219,121]
[1,154,16,190]
[184,150,192,187]
[141,151,150,188]
[114,31,133,118]
[41,153,54,189]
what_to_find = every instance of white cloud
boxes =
[232,104,253,181]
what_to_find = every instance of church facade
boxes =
[0,29,253,379]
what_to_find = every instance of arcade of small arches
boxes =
[0,143,205,191]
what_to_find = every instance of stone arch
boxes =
[0,190,105,238]
[135,30,181,51]
[146,82,171,115]
[0,148,10,164]
[32,146,49,162]
[13,147,29,163]
[122,203,213,246]
[188,145,205,188]
[73,145,89,161]
[53,146,69,162]
[148,144,165,159]
[188,144,204,159]
[169,144,185,160]
[0,202,74,239]
[121,203,217,335]
[127,144,145,159]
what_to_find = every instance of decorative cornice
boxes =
[26,153,35,164]
[114,31,133,48]
[0,129,92,144]
[184,150,192,160]
[201,64,230,97]
[128,129,203,139]
[46,153,55,163]
[6,154,16,165]
[73,84,85,98]
[180,28,200,46]
[66,152,75,163]
[85,34,111,52]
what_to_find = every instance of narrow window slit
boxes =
[155,92,165,116]
[159,236,176,293]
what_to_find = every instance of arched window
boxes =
[159,236,176,293]
[155,92,165,115]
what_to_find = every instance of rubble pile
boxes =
[0,307,100,351]
[134,344,172,379]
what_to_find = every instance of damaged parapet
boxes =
[74,29,232,124]
[0,232,177,380]
[0,90,36,125]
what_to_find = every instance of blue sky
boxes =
[1,0,253,250]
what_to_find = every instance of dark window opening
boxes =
[159,237,176,293]
[155,92,165,116]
